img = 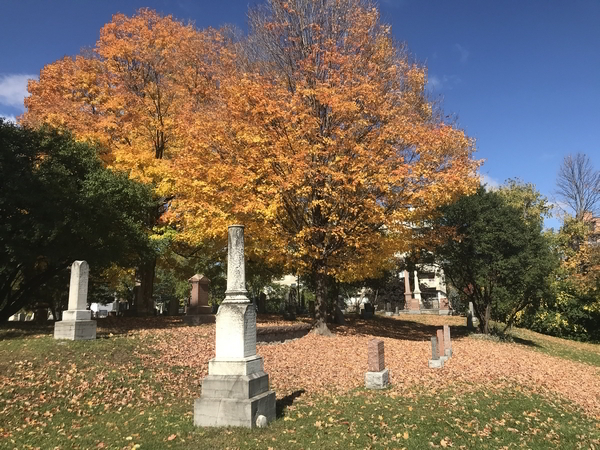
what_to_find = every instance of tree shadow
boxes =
[0,316,194,339]
[329,315,471,342]
[276,389,306,419]
[510,335,539,348]
[0,323,55,340]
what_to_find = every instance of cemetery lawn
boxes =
[507,326,600,367]
[1,316,599,449]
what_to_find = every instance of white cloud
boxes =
[0,74,37,110]
[428,75,442,90]
[0,114,17,123]
[427,74,462,91]
[480,173,500,190]
[454,44,470,63]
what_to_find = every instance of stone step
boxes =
[201,372,270,399]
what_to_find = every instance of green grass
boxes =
[504,326,600,367]
[1,332,599,449]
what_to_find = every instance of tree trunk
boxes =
[313,269,332,336]
[481,303,491,334]
[136,257,156,316]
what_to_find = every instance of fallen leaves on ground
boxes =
[134,315,600,419]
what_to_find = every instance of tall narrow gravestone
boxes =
[437,329,448,363]
[428,335,444,369]
[194,225,276,428]
[54,261,96,340]
[467,301,476,330]
[443,325,453,357]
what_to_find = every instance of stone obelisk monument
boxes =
[54,260,97,340]
[194,225,276,428]
[410,270,422,313]
[403,270,413,311]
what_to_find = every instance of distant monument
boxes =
[408,270,421,313]
[54,261,96,340]
[194,225,276,428]
[184,274,212,325]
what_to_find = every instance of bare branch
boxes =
[555,153,600,219]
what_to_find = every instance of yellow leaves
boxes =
[22,3,480,285]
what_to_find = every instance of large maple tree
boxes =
[21,9,223,315]
[173,0,480,333]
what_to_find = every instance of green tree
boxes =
[0,120,154,321]
[519,217,600,341]
[434,185,557,334]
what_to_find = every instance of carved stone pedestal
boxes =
[194,226,276,428]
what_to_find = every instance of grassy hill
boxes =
[1,314,599,449]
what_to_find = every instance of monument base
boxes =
[428,359,444,369]
[444,349,453,357]
[54,320,96,340]
[384,311,394,317]
[365,368,389,389]
[438,309,450,315]
[195,372,276,428]
[183,313,215,325]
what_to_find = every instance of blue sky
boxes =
[1,0,599,229]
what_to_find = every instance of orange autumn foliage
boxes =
[21,3,480,331]
[174,1,479,276]
[171,0,480,330]
[22,8,223,199]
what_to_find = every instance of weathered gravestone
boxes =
[403,270,413,311]
[467,301,476,330]
[194,225,276,428]
[439,296,450,315]
[365,339,389,389]
[437,329,448,363]
[385,302,393,316]
[443,325,453,357]
[184,274,212,325]
[361,302,374,319]
[428,335,444,369]
[54,261,96,340]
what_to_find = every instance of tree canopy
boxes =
[0,120,154,321]
[20,3,480,332]
[173,0,480,332]
[434,185,557,334]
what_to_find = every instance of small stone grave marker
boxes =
[437,329,448,362]
[365,339,389,389]
[428,336,443,369]
[443,325,452,357]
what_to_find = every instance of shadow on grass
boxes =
[0,316,191,339]
[510,335,540,348]
[330,315,471,342]
[276,389,306,419]
[1,314,471,343]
